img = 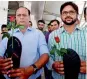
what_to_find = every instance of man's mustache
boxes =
[65,16,73,19]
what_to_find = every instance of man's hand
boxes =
[0,57,13,74]
[80,60,86,74]
[52,61,64,75]
[7,66,34,79]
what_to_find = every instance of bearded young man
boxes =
[48,2,86,79]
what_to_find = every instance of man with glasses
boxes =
[48,2,86,79]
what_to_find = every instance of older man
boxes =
[0,7,49,79]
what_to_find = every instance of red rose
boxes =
[54,36,60,43]
[10,16,15,22]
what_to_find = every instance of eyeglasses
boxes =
[62,11,76,16]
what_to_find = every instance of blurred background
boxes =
[0,1,87,31]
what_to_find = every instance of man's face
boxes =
[16,8,30,27]
[61,5,77,25]
[38,22,45,30]
[50,21,59,31]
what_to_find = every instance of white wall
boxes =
[0,1,8,32]
[0,1,8,25]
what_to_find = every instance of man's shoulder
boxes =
[31,28,44,35]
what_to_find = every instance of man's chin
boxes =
[63,21,76,25]
[65,22,74,25]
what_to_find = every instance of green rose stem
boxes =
[12,27,14,49]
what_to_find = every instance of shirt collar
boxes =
[14,26,32,33]
[60,25,82,34]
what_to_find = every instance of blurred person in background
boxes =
[29,21,32,27]
[1,24,8,33]
[37,20,47,35]
[0,24,8,42]
[50,19,60,31]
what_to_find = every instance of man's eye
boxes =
[22,14,27,17]
[17,14,21,17]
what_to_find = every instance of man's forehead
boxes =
[51,21,57,24]
[16,7,28,13]
[62,5,75,11]
[51,21,58,26]
[38,22,44,24]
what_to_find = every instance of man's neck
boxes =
[63,24,76,34]
[20,25,28,34]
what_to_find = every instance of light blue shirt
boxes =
[48,26,86,79]
[0,27,49,79]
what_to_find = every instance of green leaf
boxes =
[12,22,15,27]
[50,49,55,55]
[2,33,10,39]
[56,49,61,56]
[53,45,56,49]
[60,48,67,56]
[19,25,24,29]
[15,25,24,29]
[50,45,57,55]
[7,22,12,29]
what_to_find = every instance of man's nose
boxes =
[67,12,71,16]
[20,15,24,19]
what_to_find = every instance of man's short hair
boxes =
[60,2,78,14]
[50,19,60,25]
[16,6,30,16]
[38,20,45,24]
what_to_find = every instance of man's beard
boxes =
[38,27,43,31]
[62,17,77,25]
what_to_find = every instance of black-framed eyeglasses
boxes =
[62,10,76,16]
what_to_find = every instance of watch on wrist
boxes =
[31,64,38,74]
